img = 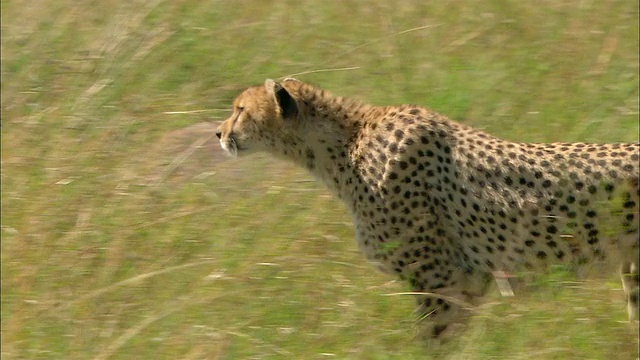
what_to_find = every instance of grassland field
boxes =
[1,0,639,359]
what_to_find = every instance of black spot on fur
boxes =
[305,148,315,170]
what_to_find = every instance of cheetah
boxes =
[216,78,639,339]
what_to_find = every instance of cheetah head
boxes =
[216,79,299,157]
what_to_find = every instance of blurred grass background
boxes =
[1,0,639,359]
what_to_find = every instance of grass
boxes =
[2,0,639,358]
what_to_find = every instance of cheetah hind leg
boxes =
[621,261,639,322]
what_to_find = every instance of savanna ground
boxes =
[1,1,639,359]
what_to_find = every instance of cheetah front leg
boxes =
[412,266,492,342]
[621,261,639,322]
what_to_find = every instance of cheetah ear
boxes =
[265,79,298,119]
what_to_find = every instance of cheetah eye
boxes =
[237,106,245,112]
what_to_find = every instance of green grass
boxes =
[2,0,638,359]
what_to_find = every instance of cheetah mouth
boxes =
[220,136,239,157]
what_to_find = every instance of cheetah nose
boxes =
[215,130,222,139]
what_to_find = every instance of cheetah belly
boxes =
[443,181,639,274]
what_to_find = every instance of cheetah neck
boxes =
[268,84,379,199]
